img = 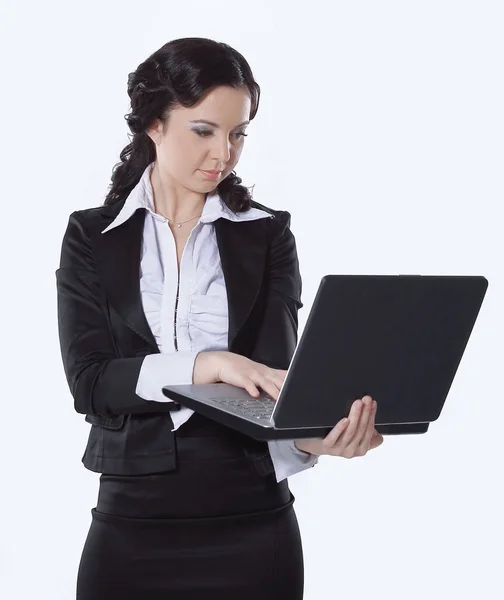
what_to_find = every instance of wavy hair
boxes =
[103,37,261,212]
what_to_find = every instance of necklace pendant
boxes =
[177,223,182,228]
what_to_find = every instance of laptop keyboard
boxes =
[208,396,275,420]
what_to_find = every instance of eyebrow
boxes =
[189,119,250,129]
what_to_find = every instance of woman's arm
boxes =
[247,210,319,479]
[56,211,199,416]
[248,210,303,370]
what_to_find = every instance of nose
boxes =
[211,135,232,165]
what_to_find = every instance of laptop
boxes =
[162,275,488,441]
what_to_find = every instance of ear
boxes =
[146,119,163,144]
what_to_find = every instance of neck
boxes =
[150,163,206,222]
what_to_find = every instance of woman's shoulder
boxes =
[66,199,125,232]
[250,200,292,229]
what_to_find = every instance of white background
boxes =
[1,1,503,598]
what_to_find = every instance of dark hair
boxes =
[103,37,261,212]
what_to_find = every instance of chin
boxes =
[195,183,218,197]
[199,180,219,190]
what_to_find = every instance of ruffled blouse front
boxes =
[139,215,235,354]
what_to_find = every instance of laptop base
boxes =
[162,386,430,440]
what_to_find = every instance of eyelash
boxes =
[194,129,248,139]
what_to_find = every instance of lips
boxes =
[200,169,222,181]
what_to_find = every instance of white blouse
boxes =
[101,161,318,482]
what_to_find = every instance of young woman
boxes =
[56,36,383,600]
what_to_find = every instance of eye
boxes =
[194,129,248,140]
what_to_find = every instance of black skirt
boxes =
[76,413,304,599]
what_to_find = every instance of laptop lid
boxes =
[271,275,488,428]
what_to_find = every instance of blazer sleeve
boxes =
[55,211,197,416]
[249,210,303,369]
[249,211,319,477]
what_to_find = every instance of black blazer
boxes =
[56,197,304,476]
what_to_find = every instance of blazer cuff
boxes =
[135,351,199,403]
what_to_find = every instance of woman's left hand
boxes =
[294,395,384,457]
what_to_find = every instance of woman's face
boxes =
[148,85,251,193]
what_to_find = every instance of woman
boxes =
[56,37,384,599]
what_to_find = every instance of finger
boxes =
[354,396,374,441]
[264,369,290,399]
[322,417,351,447]
[336,396,373,455]
[358,400,377,452]
[334,399,364,447]
[243,370,270,397]
[264,370,286,392]
[272,368,288,379]
[245,382,261,397]
[268,376,285,401]
[250,372,282,401]
[355,396,374,438]
[268,369,288,392]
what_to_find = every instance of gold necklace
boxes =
[166,214,201,228]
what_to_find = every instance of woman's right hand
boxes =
[193,351,287,400]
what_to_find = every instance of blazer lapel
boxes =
[93,202,269,355]
[94,205,158,352]
[214,217,269,348]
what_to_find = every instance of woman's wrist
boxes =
[193,351,218,384]
[294,440,314,457]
